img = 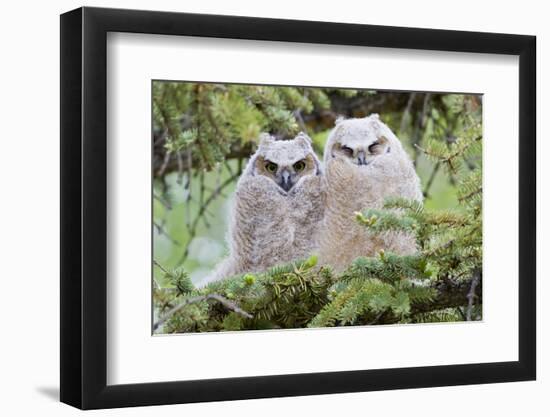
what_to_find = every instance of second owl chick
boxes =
[205,132,324,284]
[319,114,423,272]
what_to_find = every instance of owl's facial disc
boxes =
[276,159,310,192]
[255,155,315,193]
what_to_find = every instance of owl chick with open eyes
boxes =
[318,114,423,272]
[204,132,324,284]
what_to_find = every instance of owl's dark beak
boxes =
[357,151,368,166]
[279,169,294,192]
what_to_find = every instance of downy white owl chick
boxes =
[318,114,423,272]
[205,132,324,284]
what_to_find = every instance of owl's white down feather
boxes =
[318,114,423,272]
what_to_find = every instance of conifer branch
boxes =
[153,146,253,177]
[153,259,169,275]
[153,222,180,245]
[177,171,242,265]
[153,293,253,331]
[153,192,172,210]
[466,269,481,321]
[399,92,416,134]
[415,276,482,315]
[423,161,441,198]
[368,275,482,325]
[364,274,469,322]
[458,186,482,203]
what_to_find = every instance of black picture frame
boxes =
[60,6,536,410]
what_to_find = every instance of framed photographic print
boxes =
[60,6,536,409]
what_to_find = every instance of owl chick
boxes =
[204,132,324,284]
[318,114,423,272]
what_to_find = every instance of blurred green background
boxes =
[152,83,481,287]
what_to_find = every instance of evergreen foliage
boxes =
[153,83,361,176]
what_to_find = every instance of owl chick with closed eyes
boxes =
[204,132,324,284]
[318,114,423,272]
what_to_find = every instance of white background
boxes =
[0,0,546,415]
[108,33,519,384]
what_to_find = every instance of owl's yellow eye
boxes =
[265,162,278,173]
[293,160,306,172]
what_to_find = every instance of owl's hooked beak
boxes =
[278,169,294,192]
[357,150,369,166]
